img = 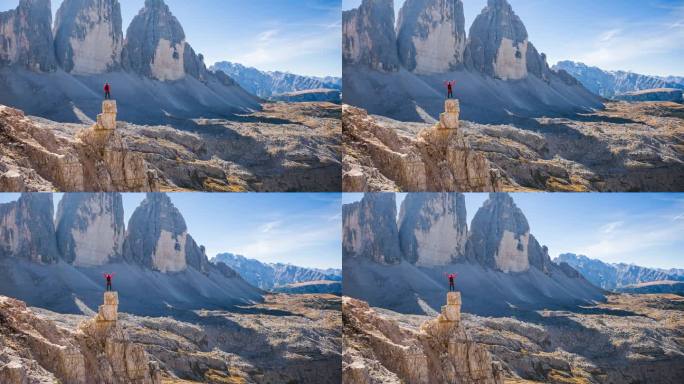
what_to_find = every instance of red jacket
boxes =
[104,84,110,92]
[104,273,115,281]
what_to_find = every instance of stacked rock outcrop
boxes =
[0,293,160,384]
[95,100,118,131]
[342,104,500,191]
[343,293,504,383]
[439,99,460,130]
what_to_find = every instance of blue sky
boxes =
[342,0,684,77]
[0,0,342,77]
[0,193,342,269]
[342,193,684,270]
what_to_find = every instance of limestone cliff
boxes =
[121,0,205,81]
[123,193,208,273]
[397,0,466,74]
[398,193,468,266]
[465,0,530,80]
[0,293,161,383]
[343,103,501,192]
[54,0,124,74]
[466,193,552,273]
[342,192,402,264]
[0,0,56,71]
[342,0,399,71]
[0,193,58,263]
[343,293,504,383]
[55,193,125,266]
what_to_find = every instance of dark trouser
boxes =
[447,90,453,98]
[106,281,112,291]
[105,91,111,99]
[449,281,455,291]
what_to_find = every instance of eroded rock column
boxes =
[95,100,118,131]
[438,99,460,130]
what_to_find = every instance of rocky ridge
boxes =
[555,253,684,290]
[211,61,341,98]
[212,252,342,291]
[343,293,504,383]
[554,60,684,98]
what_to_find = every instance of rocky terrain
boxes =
[0,192,263,315]
[343,293,504,383]
[359,293,684,383]
[616,281,684,295]
[0,292,161,384]
[554,61,684,98]
[343,0,602,123]
[556,253,684,291]
[270,88,342,104]
[343,100,684,191]
[2,291,341,383]
[343,193,604,316]
[212,61,341,101]
[212,252,342,291]
[0,100,341,191]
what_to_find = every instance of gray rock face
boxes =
[211,61,342,98]
[0,193,58,263]
[212,252,342,290]
[466,193,553,273]
[55,193,125,266]
[53,0,123,74]
[465,0,531,80]
[123,193,208,273]
[121,0,188,80]
[554,61,684,98]
[398,193,468,266]
[555,253,684,290]
[397,0,466,74]
[0,0,56,71]
[342,0,399,72]
[342,193,402,264]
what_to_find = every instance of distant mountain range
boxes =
[211,252,342,292]
[211,61,341,101]
[555,253,684,293]
[553,61,684,99]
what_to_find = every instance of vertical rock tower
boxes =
[95,291,119,322]
[95,100,117,131]
[439,99,460,130]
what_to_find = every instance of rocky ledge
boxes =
[0,292,161,384]
[343,293,504,383]
[343,100,501,191]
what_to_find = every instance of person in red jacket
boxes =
[103,272,115,291]
[444,80,455,99]
[104,82,111,99]
[447,272,457,292]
